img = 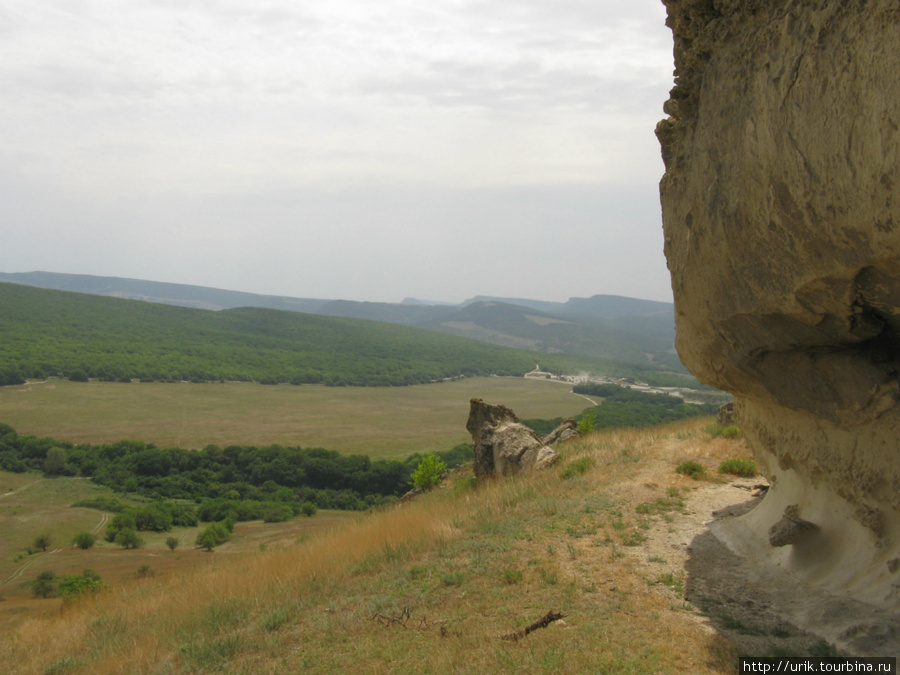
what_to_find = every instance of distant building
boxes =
[524,365,555,380]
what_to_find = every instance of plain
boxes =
[0,377,590,458]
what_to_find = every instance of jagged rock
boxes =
[541,419,579,447]
[466,398,558,478]
[768,505,819,547]
[657,0,900,611]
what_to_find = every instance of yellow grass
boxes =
[0,377,588,458]
[2,418,745,674]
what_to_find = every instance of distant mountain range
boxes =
[0,271,681,372]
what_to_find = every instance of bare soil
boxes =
[613,435,844,657]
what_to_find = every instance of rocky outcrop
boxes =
[542,419,579,447]
[466,399,559,478]
[658,0,900,642]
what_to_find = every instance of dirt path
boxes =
[572,393,597,406]
[91,512,110,535]
[0,479,43,500]
[1,511,108,592]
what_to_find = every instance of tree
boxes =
[165,536,179,552]
[300,501,317,517]
[43,446,67,475]
[105,513,137,542]
[114,528,143,549]
[196,529,219,552]
[33,533,51,552]
[196,522,230,552]
[73,532,96,550]
[32,570,56,598]
[410,454,447,491]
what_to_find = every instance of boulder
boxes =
[466,398,559,478]
[716,402,734,427]
[658,0,900,616]
[542,419,579,447]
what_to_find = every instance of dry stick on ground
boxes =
[371,608,456,636]
[371,607,412,628]
[500,610,567,642]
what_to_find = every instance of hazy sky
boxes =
[1,0,675,304]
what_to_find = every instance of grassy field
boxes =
[1,418,759,674]
[0,471,356,634]
[0,377,589,458]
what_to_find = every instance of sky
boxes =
[0,0,676,304]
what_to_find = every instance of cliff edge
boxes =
[658,0,900,653]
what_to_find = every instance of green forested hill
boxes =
[0,283,598,386]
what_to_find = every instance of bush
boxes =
[114,528,143,549]
[410,454,446,491]
[57,570,104,600]
[165,536,179,552]
[73,532,96,550]
[33,533,51,552]
[576,413,596,434]
[105,513,137,542]
[676,461,704,480]
[300,501,317,517]
[32,570,56,598]
[704,423,742,439]
[196,522,231,551]
[263,503,293,523]
[718,458,758,477]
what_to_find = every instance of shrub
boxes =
[576,413,596,434]
[57,570,104,600]
[32,570,56,598]
[300,501,317,517]
[33,533,51,552]
[165,536,180,552]
[73,532,96,550]
[263,503,293,523]
[676,461,704,480]
[105,513,137,542]
[410,454,446,491]
[114,528,143,550]
[704,423,742,439]
[718,458,758,477]
[196,522,231,551]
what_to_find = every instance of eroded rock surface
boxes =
[658,0,900,652]
[466,398,559,478]
[542,419,579,447]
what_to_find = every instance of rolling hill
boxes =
[0,283,604,387]
[0,271,681,374]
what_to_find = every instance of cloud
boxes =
[0,0,675,303]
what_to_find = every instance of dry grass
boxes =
[0,378,587,458]
[2,418,744,674]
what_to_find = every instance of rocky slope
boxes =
[658,0,900,651]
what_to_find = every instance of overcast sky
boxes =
[1,0,675,304]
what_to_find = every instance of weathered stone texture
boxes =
[466,398,559,478]
[658,0,900,608]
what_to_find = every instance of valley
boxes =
[0,376,588,458]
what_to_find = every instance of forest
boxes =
[0,422,474,529]
[522,383,721,434]
[0,283,599,387]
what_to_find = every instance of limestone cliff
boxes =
[658,0,900,639]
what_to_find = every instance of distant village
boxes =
[523,365,714,404]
